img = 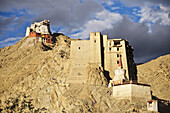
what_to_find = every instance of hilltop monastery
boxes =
[25,19,52,44]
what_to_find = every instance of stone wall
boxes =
[113,84,152,103]
[67,40,90,83]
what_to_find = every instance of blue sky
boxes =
[0,0,170,63]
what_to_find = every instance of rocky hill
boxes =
[0,34,169,113]
[138,54,170,100]
[137,54,170,113]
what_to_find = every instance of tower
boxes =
[89,32,103,66]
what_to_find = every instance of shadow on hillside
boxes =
[152,96,170,113]
[104,71,112,83]
[42,42,52,51]
[52,33,64,43]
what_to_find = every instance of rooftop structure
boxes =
[25,20,52,44]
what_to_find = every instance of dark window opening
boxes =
[117,61,119,64]
[109,48,111,51]
[117,54,119,57]
[114,41,120,45]
[78,72,81,75]
[78,47,80,49]
[117,48,119,51]
[94,40,96,43]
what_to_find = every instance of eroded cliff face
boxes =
[0,34,169,113]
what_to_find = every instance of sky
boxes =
[0,0,170,63]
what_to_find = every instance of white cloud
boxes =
[0,41,18,48]
[111,7,120,10]
[160,4,170,12]
[0,37,23,46]
[131,5,170,33]
[138,6,170,26]
[119,0,170,34]
[71,9,123,39]
[101,0,114,6]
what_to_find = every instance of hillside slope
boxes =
[137,54,170,113]
[0,35,169,113]
[0,35,110,113]
[137,54,170,100]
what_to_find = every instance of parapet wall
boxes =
[113,84,152,103]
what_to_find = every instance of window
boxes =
[78,72,81,75]
[78,47,80,49]
[117,54,119,58]
[109,48,111,51]
[117,61,119,64]
[33,39,35,43]
[114,41,120,45]
[117,48,119,51]
[94,40,96,43]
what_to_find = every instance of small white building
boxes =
[147,100,158,112]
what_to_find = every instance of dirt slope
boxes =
[0,34,169,113]
[137,54,170,100]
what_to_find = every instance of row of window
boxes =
[109,47,120,51]
[75,64,86,66]
[109,41,121,46]
[78,47,120,51]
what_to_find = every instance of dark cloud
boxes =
[34,0,103,33]
[0,15,31,40]
[102,16,170,63]
[0,16,16,40]
[120,0,170,7]
[0,0,103,34]
[0,16,15,33]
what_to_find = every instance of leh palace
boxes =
[24,20,158,112]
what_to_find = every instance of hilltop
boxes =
[0,34,169,113]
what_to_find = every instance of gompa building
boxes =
[67,32,137,84]
[25,19,52,44]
